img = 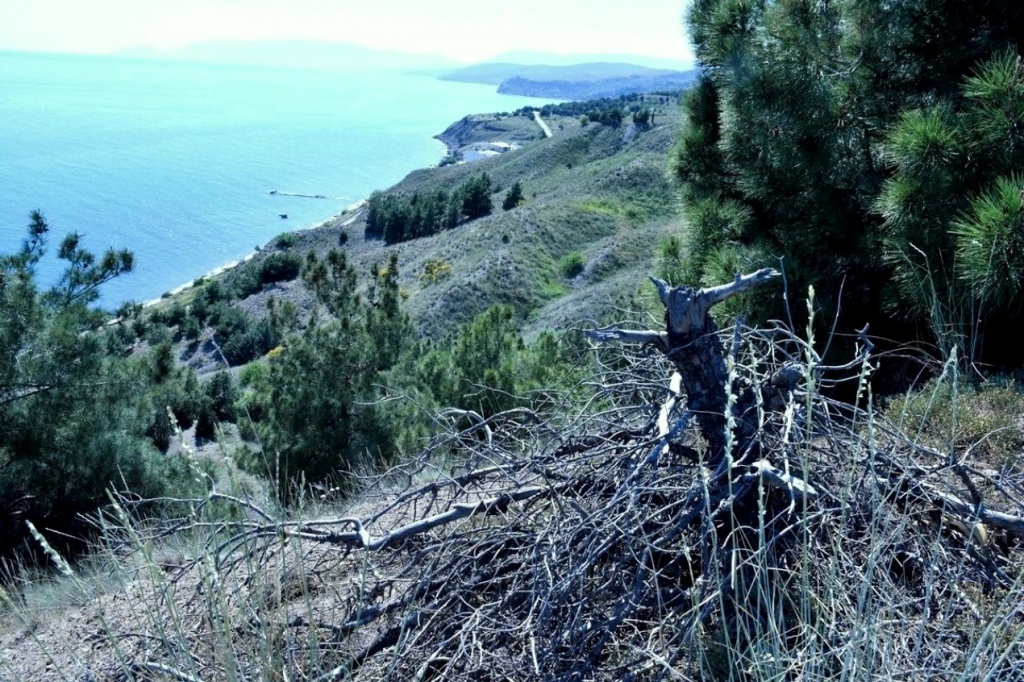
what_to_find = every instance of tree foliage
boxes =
[408,306,566,419]
[675,0,1024,364]
[364,173,495,245]
[242,251,411,494]
[502,181,525,211]
[0,214,196,558]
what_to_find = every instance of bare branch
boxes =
[702,267,782,307]
[649,275,673,307]
[585,327,666,346]
[368,485,557,551]
[744,459,819,500]
[129,662,206,682]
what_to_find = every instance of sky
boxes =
[0,0,695,64]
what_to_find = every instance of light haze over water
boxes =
[0,51,549,305]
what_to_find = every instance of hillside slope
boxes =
[156,102,686,364]
[310,116,679,338]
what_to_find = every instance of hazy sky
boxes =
[0,0,695,63]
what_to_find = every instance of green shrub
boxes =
[207,371,238,423]
[258,252,302,287]
[227,267,261,299]
[203,279,228,303]
[405,306,571,420]
[207,305,278,366]
[503,181,525,211]
[225,252,300,300]
[165,301,188,327]
[181,315,201,341]
[656,235,686,286]
[560,251,586,279]
[190,295,209,324]
[221,318,276,366]
[953,174,1024,311]
[420,258,452,285]
[236,361,271,427]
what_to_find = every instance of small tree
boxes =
[0,213,187,559]
[256,249,407,496]
[461,173,494,221]
[502,181,525,211]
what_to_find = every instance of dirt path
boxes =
[340,208,365,227]
[533,110,553,138]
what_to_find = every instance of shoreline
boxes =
[142,198,369,307]
[142,105,521,309]
[143,107,532,309]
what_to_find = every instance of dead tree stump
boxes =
[588,269,781,468]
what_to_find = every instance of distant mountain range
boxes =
[483,50,693,71]
[114,41,698,99]
[115,40,694,79]
[116,40,459,72]
[439,62,682,86]
[440,62,700,99]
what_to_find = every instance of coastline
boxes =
[142,107,523,309]
[142,198,369,307]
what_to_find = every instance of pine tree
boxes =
[502,181,524,211]
[0,213,185,557]
[677,0,1024,361]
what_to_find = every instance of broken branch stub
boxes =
[590,268,780,466]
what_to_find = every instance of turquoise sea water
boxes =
[0,51,547,305]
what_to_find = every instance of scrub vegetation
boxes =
[2,5,1024,677]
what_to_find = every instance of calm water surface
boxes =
[0,51,546,304]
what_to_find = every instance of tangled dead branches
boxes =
[39,274,1024,681]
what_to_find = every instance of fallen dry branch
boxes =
[5,275,1024,681]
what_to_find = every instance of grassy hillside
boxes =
[153,101,685,356]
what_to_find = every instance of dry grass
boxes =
[2,314,1022,681]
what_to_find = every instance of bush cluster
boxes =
[149,282,279,366]
[364,173,494,244]
[225,252,303,299]
[517,93,675,128]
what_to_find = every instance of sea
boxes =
[0,50,548,306]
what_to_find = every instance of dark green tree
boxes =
[254,248,405,496]
[879,51,1024,360]
[0,213,191,558]
[503,181,525,211]
[461,173,494,221]
[676,0,1024,363]
[366,253,414,372]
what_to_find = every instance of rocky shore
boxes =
[434,113,546,163]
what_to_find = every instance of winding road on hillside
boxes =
[534,111,553,138]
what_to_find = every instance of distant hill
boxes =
[498,73,699,99]
[440,62,682,86]
[440,61,700,100]
[485,50,694,71]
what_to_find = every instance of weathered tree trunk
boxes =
[589,269,780,468]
